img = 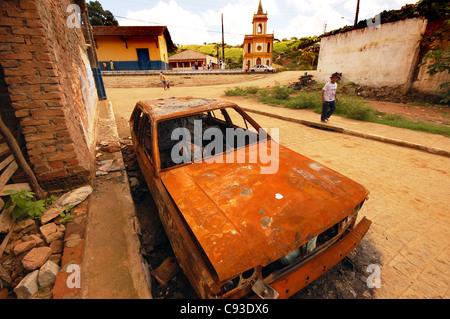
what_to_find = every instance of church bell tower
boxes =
[243,1,274,71]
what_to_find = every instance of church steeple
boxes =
[242,0,274,71]
[257,0,264,14]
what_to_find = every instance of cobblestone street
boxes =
[106,72,450,299]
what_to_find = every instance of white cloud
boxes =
[277,2,349,39]
[115,0,412,45]
[118,0,214,45]
[118,0,281,45]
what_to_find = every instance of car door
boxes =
[132,110,160,198]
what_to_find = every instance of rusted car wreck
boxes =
[130,97,371,299]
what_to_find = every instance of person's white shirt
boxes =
[322,81,337,102]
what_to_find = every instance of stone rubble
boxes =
[38,260,60,288]
[22,247,52,271]
[0,185,92,299]
[39,222,65,244]
[13,270,39,299]
[40,186,93,225]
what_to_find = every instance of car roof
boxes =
[136,97,238,122]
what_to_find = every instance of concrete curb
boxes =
[99,100,153,299]
[52,100,152,299]
[242,108,450,158]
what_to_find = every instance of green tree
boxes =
[87,1,119,26]
[418,0,450,104]
[299,51,318,70]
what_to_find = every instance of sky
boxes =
[95,0,415,45]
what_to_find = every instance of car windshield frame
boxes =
[154,106,268,172]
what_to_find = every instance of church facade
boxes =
[242,1,274,71]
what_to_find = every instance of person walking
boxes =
[110,60,115,71]
[321,72,340,123]
[161,72,168,90]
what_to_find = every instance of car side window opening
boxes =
[141,116,154,164]
[132,107,143,134]
[157,107,262,170]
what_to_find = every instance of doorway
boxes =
[136,48,150,70]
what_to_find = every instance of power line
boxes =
[115,15,246,36]
[332,0,350,10]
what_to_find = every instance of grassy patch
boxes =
[225,85,450,137]
[372,112,450,136]
[224,86,261,97]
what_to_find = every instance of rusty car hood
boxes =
[160,142,369,281]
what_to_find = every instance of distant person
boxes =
[321,72,340,123]
[110,60,115,70]
[103,62,107,70]
[195,60,198,70]
[161,72,168,90]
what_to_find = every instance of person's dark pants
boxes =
[321,100,336,121]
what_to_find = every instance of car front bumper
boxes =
[257,216,372,299]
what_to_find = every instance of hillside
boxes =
[173,44,243,69]
[174,36,320,70]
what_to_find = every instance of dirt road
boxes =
[106,72,450,299]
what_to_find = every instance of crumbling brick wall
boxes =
[0,0,97,190]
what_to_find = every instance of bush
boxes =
[285,92,323,110]
[3,189,46,220]
[271,86,294,100]
[224,86,261,96]
[224,87,246,96]
[335,97,374,121]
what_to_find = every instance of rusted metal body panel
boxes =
[160,142,368,281]
[130,97,371,299]
[265,217,371,299]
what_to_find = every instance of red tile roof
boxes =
[92,26,167,36]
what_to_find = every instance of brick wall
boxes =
[0,0,98,190]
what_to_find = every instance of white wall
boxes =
[317,18,428,88]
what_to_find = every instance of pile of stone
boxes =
[351,85,442,104]
[120,138,143,188]
[0,186,92,299]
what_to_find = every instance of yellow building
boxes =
[242,1,274,70]
[92,26,175,70]
[168,49,219,71]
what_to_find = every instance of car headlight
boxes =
[341,201,364,230]
[280,248,301,265]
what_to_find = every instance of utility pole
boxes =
[221,13,225,69]
[354,0,360,27]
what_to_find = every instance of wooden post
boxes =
[0,114,46,199]
[222,13,225,69]
[354,0,360,27]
